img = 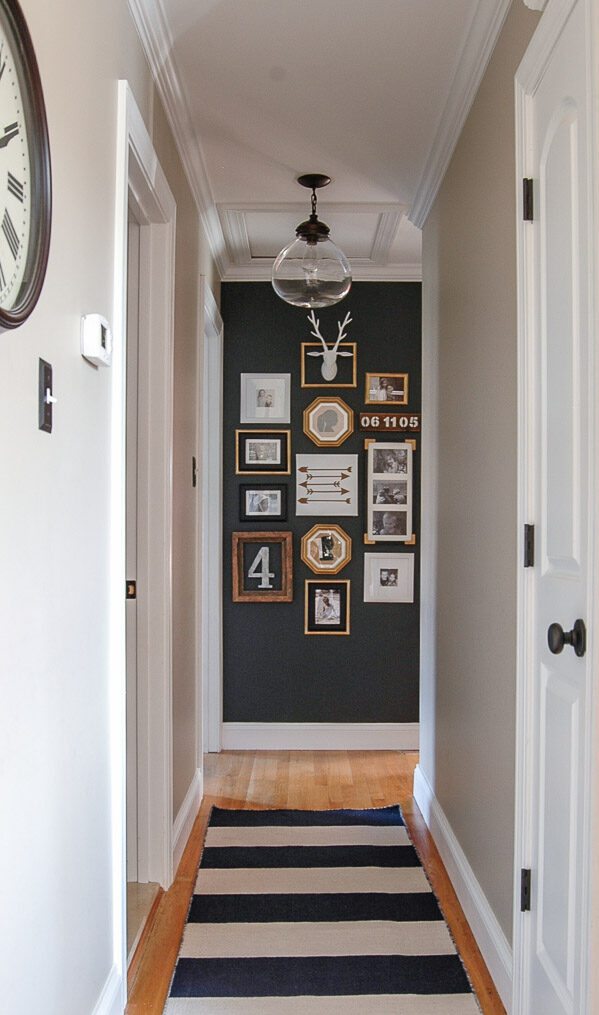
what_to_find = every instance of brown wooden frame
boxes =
[232,531,293,602]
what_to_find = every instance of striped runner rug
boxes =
[164,805,481,1013]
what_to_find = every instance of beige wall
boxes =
[420,0,540,943]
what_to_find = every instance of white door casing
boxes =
[199,279,224,754]
[111,80,176,999]
[514,1,598,1012]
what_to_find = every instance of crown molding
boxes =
[221,261,422,283]
[127,0,228,277]
[410,0,512,228]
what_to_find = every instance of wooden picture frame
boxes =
[235,429,291,475]
[240,373,290,424]
[301,523,352,574]
[303,396,354,447]
[232,531,293,602]
[364,372,409,406]
[366,441,413,541]
[304,579,350,635]
[239,483,287,522]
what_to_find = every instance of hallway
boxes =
[126,751,505,1014]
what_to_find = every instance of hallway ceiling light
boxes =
[271,174,352,309]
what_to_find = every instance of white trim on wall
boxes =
[199,280,224,754]
[413,764,513,1010]
[91,965,122,1015]
[172,768,203,873]
[221,723,419,752]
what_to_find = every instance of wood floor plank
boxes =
[125,751,506,1015]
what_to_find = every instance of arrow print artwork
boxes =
[296,454,358,516]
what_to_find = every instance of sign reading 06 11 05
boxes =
[0,0,51,329]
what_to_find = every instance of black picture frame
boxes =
[239,483,288,522]
[235,429,291,475]
[305,579,350,635]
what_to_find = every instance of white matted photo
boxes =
[364,553,414,603]
[296,453,358,516]
[240,373,290,423]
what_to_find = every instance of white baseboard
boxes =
[221,722,419,751]
[413,764,513,1011]
[91,964,123,1015]
[172,767,203,874]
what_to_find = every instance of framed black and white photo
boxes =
[240,373,290,424]
[232,531,293,602]
[296,453,358,516]
[364,552,414,603]
[301,523,352,574]
[239,483,287,522]
[303,396,354,447]
[365,372,409,405]
[367,441,413,541]
[235,429,291,475]
[305,579,350,635]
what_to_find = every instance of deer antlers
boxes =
[306,310,353,381]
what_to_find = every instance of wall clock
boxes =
[0,0,51,329]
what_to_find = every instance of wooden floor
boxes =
[126,751,506,1014]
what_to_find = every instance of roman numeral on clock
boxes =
[2,207,19,259]
[0,259,6,290]
[8,172,23,202]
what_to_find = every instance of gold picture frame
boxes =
[232,531,293,602]
[301,523,352,575]
[301,342,357,388]
[303,396,354,447]
[304,579,350,635]
[364,372,409,406]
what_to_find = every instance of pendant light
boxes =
[271,174,352,309]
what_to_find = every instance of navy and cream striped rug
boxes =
[164,805,481,1013]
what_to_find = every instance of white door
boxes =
[515,0,596,1011]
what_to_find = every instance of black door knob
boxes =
[547,619,586,658]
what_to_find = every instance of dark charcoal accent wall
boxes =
[221,282,421,723]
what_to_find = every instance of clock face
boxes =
[0,0,50,328]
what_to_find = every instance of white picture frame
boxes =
[364,552,414,603]
[366,441,413,540]
[240,373,290,423]
[296,453,358,516]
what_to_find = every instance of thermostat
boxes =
[81,314,112,367]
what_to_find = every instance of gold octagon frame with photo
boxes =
[303,396,354,447]
[301,523,352,575]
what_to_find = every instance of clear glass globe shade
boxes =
[271,236,352,309]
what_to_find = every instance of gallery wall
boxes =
[221,281,421,728]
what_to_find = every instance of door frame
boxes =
[111,79,176,997]
[513,0,599,1009]
[198,278,224,753]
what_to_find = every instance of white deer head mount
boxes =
[306,310,353,381]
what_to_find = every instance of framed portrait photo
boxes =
[301,523,351,575]
[232,531,293,602]
[364,552,414,603]
[303,396,354,447]
[239,483,287,522]
[305,579,350,635]
[235,429,291,475]
[240,373,290,424]
[365,372,408,406]
[367,441,413,541]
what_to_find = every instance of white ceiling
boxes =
[129,0,513,281]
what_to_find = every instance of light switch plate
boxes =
[38,358,53,432]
